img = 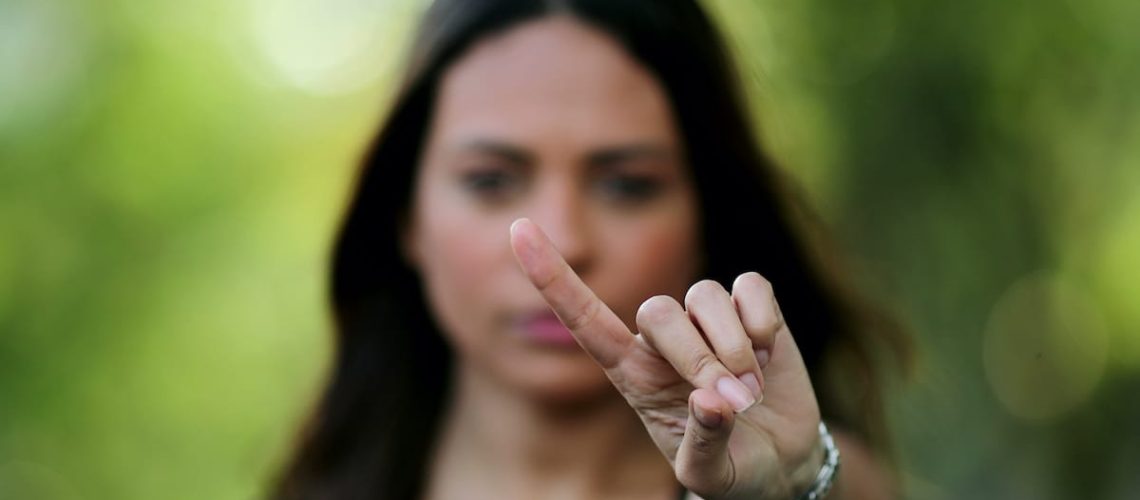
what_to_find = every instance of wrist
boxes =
[706,422,835,500]
[793,422,841,500]
[788,423,828,496]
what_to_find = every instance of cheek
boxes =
[633,222,701,290]
[413,195,515,349]
[597,207,702,326]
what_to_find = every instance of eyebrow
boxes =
[457,139,676,168]
[460,140,535,166]
[585,144,675,168]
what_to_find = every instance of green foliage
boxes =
[2,0,1137,498]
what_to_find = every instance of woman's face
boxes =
[405,16,701,402]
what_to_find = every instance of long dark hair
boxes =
[273,0,908,498]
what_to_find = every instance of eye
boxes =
[596,174,663,203]
[460,167,523,200]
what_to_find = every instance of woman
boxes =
[274,0,907,498]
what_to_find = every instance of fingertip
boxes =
[509,218,546,268]
[693,403,723,429]
[732,271,764,291]
[715,376,757,413]
[740,371,764,399]
[755,348,771,369]
[509,218,534,251]
[690,388,734,428]
[509,217,531,237]
[636,295,683,329]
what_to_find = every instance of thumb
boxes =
[675,388,736,495]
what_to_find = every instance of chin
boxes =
[498,349,619,407]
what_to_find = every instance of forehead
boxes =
[430,16,680,151]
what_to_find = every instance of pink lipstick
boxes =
[515,310,579,347]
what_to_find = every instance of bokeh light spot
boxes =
[983,271,1109,421]
[1092,187,1140,368]
[0,0,89,131]
[248,0,414,95]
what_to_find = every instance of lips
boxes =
[514,309,579,347]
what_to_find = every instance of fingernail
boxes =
[740,372,762,398]
[692,401,724,428]
[716,376,756,412]
[755,348,770,368]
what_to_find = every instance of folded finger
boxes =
[637,295,756,412]
[685,279,764,395]
[674,388,736,495]
[731,272,782,368]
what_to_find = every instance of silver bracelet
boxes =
[798,422,841,500]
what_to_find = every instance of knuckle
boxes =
[687,429,719,456]
[759,304,785,333]
[746,319,781,349]
[562,297,598,332]
[531,264,559,292]
[685,279,727,309]
[637,295,681,329]
[687,349,722,381]
[721,342,756,368]
[771,306,786,331]
[735,271,774,297]
[751,309,782,334]
[734,272,783,334]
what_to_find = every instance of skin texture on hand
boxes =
[510,218,824,500]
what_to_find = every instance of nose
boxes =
[528,178,595,275]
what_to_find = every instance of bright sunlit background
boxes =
[1,0,1138,498]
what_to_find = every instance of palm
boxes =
[510,219,822,500]
[624,325,818,496]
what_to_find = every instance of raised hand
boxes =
[509,218,825,500]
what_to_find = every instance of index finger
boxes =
[509,218,632,368]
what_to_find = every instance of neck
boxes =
[426,359,676,500]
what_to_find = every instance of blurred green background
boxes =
[1,0,1137,498]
